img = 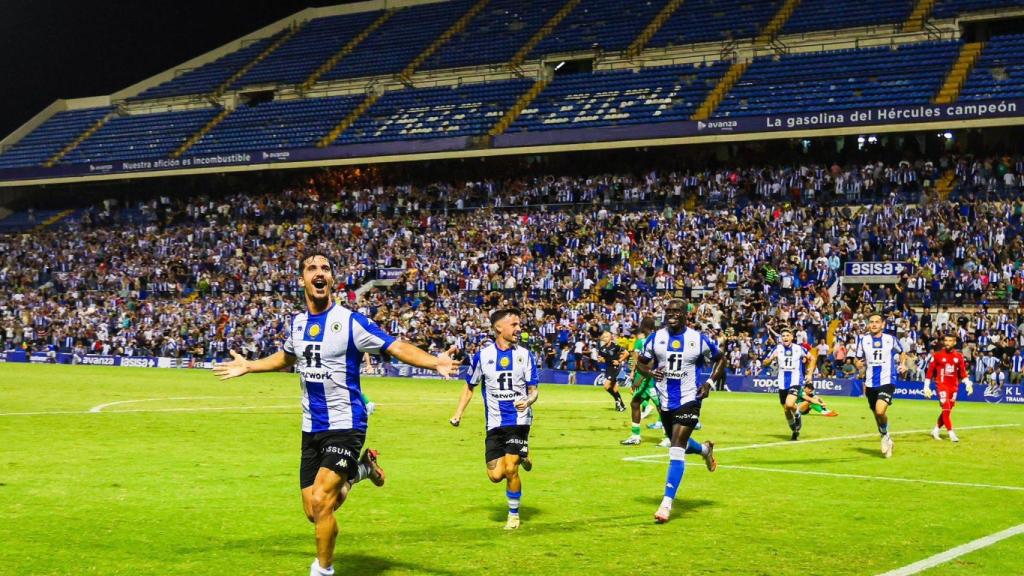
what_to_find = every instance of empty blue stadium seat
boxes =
[335,79,532,144]
[189,96,365,154]
[714,40,961,118]
[959,34,1024,101]
[648,0,781,48]
[323,0,477,81]
[0,107,114,168]
[60,108,220,164]
[507,62,730,132]
[933,0,1024,18]
[783,0,915,34]
[229,11,384,90]
[529,0,664,57]
[133,32,286,100]
[422,0,561,70]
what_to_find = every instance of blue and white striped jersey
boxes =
[770,343,808,390]
[466,343,538,431]
[854,333,903,388]
[641,327,721,410]
[282,304,395,433]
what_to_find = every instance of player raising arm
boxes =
[636,299,723,524]
[762,327,816,440]
[449,309,539,530]
[213,252,455,576]
[924,332,973,442]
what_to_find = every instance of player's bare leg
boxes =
[622,394,644,445]
[304,467,347,575]
[874,400,893,457]
[784,394,801,440]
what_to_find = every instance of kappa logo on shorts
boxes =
[336,459,348,468]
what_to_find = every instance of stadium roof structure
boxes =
[3,0,1024,187]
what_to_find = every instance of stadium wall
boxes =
[6,351,1020,405]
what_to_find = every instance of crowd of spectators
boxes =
[2,154,1023,387]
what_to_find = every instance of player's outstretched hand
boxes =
[212,350,250,381]
[435,346,458,379]
[449,416,460,427]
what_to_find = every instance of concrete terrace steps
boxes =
[934,41,984,104]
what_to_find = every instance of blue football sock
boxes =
[506,490,521,515]
[664,447,686,500]
[685,437,704,455]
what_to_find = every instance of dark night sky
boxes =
[0,0,361,137]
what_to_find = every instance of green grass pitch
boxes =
[1,364,1022,575]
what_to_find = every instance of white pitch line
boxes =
[876,523,1024,576]
[89,396,294,413]
[0,396,620,417]
[622,423,1021,463]
[717,464,1024,492]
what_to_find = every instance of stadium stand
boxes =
[507,62,731,132]
[932,0,1024,18]
[132,32,288,101]
[528,0,664,56]
[227,11,384,90]
[782,0,916,34]
[321,0,477,81]
[959,34,1024,101]
[1,156,1021,376]
[714,40,962,117]
[421,0,561,70]
[0,107,114,168]
[60,108,221,164]
[334,79,533,143]
[646,0,782,48]
[188,95,365,154]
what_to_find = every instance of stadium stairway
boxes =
[691,60,749,121]
[756,0,802,45]
[399,0,492,83]
[172,108,232,158]
[509,0,583,69]
[487,78,550,137]
[934,41,984,104]
[212,20,307,98]
[301,9,395,92]
[626,0,687,59]
[317,91,382,147]
[44,109,118,167]
[903,0,937,33]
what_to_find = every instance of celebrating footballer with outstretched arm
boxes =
[214,252,456,576]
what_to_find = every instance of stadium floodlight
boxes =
[857,136,865,144]
[944,132,954,140]
[555,61,566,71]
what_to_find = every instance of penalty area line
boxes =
[621,423,1020,463]
[876,523,1024,576]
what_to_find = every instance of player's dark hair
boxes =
[490,308,520,326]
[298,251,332,274]
[639,316,657,333]
[780,326,795,335]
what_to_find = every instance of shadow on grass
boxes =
[334,553,460,576]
